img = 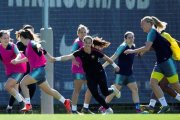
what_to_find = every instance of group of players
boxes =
[0,16,180,114]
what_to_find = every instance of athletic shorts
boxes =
[29,66,46,85]
[151,58,178,83]
[72,73,86,80]
[115,74,135,86]
[7,73,24,83]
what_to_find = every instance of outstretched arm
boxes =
[102,54,119,72]
[55,53,75,62]
[124,41,152,54]
[103,43,125,68]
[44,51,56,63]
[102,54,118,68]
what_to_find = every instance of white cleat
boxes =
[103,108,113,115]
[111,85,121,98]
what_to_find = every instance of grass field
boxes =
[0,114,179,120]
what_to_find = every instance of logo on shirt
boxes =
[91,55,95,59]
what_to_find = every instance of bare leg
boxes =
[72,80,84,106]
[20,75,36,99]
[150,78,164,98]
[159,77,177,98]
[127,82,139,104]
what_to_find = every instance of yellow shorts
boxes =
[151,71,179,83]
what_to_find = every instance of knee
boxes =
[171,83,180,90]
[73,88,81,96]
[74,87,81,93]
[85,89,92,96]
[150,79,159,88]
[20,79,26,86]
[4,83,11,92]
[159,82,169,91]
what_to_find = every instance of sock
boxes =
[72,105,77,111]
[175,93,180,101]
[149,99,157,107]
[25,98,31,104]
[158,97,168,106]
[14,93,23,102]
[135,103,140,110]
[83,103,89,109]
[108,87,114,94]
[108,88,113,91]
[59,96,65,103]
[7,105,13,109]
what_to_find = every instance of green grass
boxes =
[0,114,179,120]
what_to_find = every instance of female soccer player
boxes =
[71,24,92,114]
[6,25,37,113]
[55,35,120,114]
[139,16,180,113]
[124,16,180,113]
[14,29,71,113]
[102,31,141,113]
[0,29,26,110]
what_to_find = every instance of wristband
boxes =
[55,57,62,61]
[112,62,118,68]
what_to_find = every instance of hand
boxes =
[136,52,144,56]
[11,59,18,64]
[124,49,134,55]
[114,66,120,72]
[48,57,56,63]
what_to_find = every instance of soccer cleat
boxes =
[21,104,32,112]
[140,105,155,113]
[157,106,170,114]
[111,85,121,98]
[136,109,149,114]
[81,107,95,114]
[136,109,142,113]
[64,99,71,113]
[103,107,113,114]
[98,106,106,113]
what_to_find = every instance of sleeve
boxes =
[16,42,22,49]
[43,49,47,55]
[16,42,26,54]
[147,28,157,42]
[73,50,81,57]
[71,42,79,53]
[14,44,20,55]
[114,43,127,56]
